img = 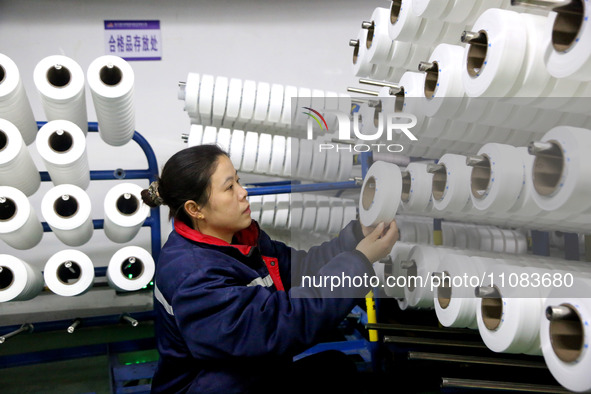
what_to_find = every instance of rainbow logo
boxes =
[302,107,328,132]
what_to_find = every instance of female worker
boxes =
[142,145,398,393]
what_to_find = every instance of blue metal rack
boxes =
[0,122,161,369]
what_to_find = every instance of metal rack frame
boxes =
[0,121,161,361]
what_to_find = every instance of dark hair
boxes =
[141,145,229,226]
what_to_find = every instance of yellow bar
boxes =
[433,230,443,246]
[365,291,378,342]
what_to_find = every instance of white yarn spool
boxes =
[103,183,149,243]
[327,199,344,234]
[255,133,272,174]
[342,202,357,228]
[280,85,298,127]
[434,253,489,329]
[224,78,242,128]
[36,120,90,190]
[183,73,200,122]
[461,9,528,98]
[383,241,414,298]
[314,195,330,233]
[267,84,284,125]
[260,194,276,228]
[296,139,313,179]
[310,142,327,181]
[288,193,303,230]
[400,162,433,214]
[284,137,296,177]
[506,147,544,223]
[530,126,591,217]
[476,259,549,355]
[352,28,372,77]
[201,125,217,145]
[295,88,312,130]
[197,74,214,125]
[412,0,481,25]
[229,129,245,170]
[337,150,353,181]
[323,149,340,182]
[431,154,473,215]
[366,7,394,65]
[541,278,591,393]
[236,80,256,128]
[358,161,402,227]
[87,55,135,146]
[33,55,88,134]
[544,2,591,81]
[212,76,228,127]
[273,194,290,229]
[301,194,317,232]
[43,250,95,297]
[0,118,40,196]
[469,143,523,215]
[107,246,155,292]
[248,195,262,223]
[0,255,44,302]
[403,245,451,309]
[269,135,286,176]
[187,124,203,147]
[241,131,259,172]
[0,186,43,250]
[217,128,232,153]
[0,53,37,145]
[41,184,93,246]
[253,82,271,126]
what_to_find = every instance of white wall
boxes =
[0,0,383,319]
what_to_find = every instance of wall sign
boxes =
[104,20,162,61]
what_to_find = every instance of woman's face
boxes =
[199,155,251,242]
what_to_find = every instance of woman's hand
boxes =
[356,220,399,263]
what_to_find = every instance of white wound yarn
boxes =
[212,76,228,127]
[187,124,203,147]
[541,278,591,393]
[0,118,40,196]
[0,186,43,250]
[87,55,135,146]
[33,55,88,134]
[41,184,93,246]
[544,2,591,81]
[353,28,373,78]
[103,183,150,243]
[43,250,95,297]
[107,246,155,292]
[183,73,200,123]
[0,53,37,145]
[359,161,402,227]
[36,120,90,190]
[383,241,415,299]
[434,253,490,329]
[366,7,397,65]
[469,143,523,215]
[530,126,591,218]
[0,255,44,302]
[201,125,217,145]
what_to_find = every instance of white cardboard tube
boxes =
[0,118,41,196]
[107,246,155,292]
[36,120,90,190]
[33,55,88,134]
[0,186,43,250]
[41,184,93,246]
[43,250,95,296]
[104,183,150,243]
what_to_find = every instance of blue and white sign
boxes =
[104,20,162,61]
